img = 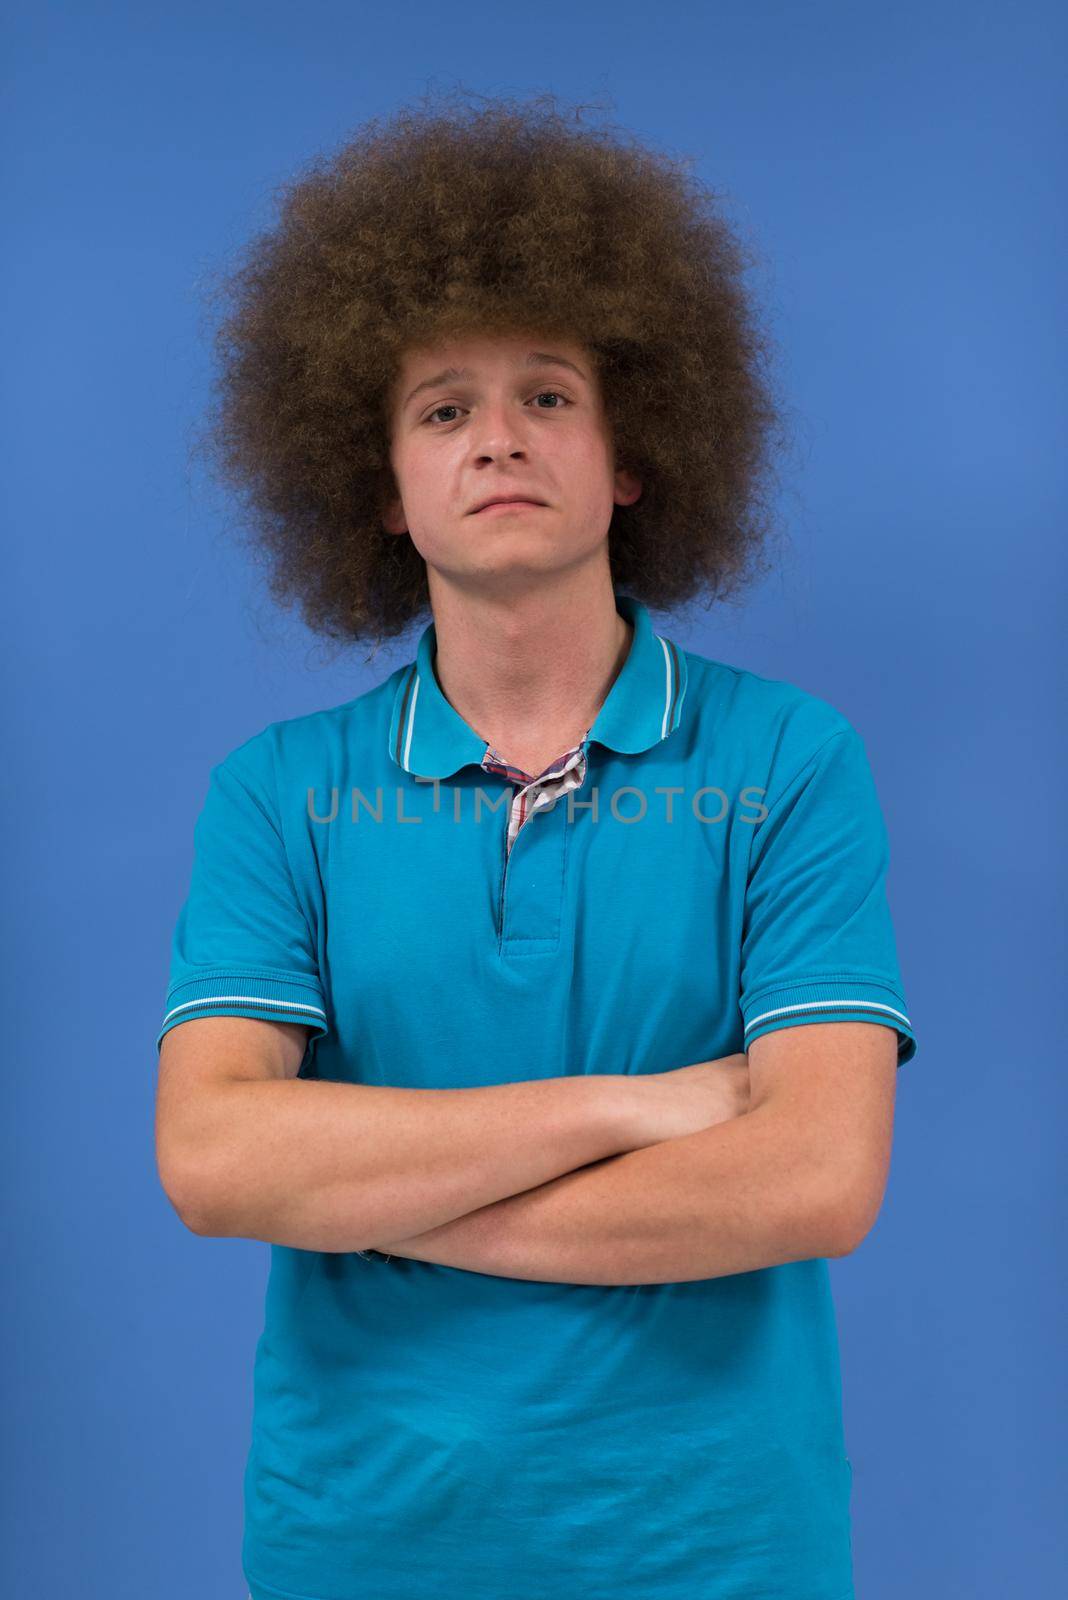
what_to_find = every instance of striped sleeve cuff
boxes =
[156,967,329,1053]
[742,974,916,1065]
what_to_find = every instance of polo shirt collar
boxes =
[388,592,688,780]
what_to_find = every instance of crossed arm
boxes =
[368,1022,899,1285]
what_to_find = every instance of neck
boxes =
[426,567,633,762]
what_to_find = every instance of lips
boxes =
[470,496,546,514]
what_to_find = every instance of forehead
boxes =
[400,326,586,360]
[392,331,594,404]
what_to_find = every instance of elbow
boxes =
[178,1195,225,1237]
[823,1175,887,1258]
[157,1154,225,1238]
[161,1183,216,1237]
[156,1110,241,1237]
[824,1215,864,1259]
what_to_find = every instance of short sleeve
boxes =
[156,751,329,1053]
[739,724,917,1065]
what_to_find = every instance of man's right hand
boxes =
[626,1054,752,1149]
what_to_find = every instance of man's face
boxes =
[382,331,641,597]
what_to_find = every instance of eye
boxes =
[531,390,570,410]
[422,391,573,425]
[425,404,462,425]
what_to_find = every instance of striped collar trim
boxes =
[387,593,688,780]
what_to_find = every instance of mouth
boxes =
[470,498,547,515]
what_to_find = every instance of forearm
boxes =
[193,1073,640,1251]
[371,1101,848,1283]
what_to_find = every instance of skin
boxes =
[382,330,643,777]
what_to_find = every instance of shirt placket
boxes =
[481,736,590,858]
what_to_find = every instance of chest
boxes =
[309,750,758,1089]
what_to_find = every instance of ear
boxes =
[613,466,642,508]
[381,491,408,536]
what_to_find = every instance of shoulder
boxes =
[678,641,861,804]
[210,667,407,794]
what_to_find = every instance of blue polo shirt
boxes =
[157,591,916,1600]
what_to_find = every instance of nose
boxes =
[469,397,528,462]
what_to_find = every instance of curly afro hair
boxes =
[194,87,793,657]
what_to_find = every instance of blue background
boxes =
[4,2,1064,1595]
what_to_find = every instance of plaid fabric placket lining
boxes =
[481,735,590,858]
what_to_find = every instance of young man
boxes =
[155,92,916,1600]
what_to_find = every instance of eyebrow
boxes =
[401,351,589,413]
